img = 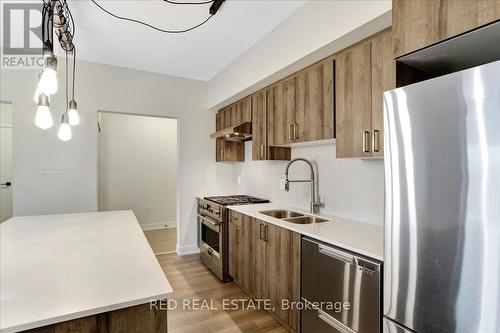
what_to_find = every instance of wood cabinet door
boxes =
[250,219,267,299]
[228,214,239,279]
[335,41,373,158]
[371,28,395,157]
[238,96,252,123]
[237,213,252,292]
[295,59,334,143]
[268,78,296,146]
[264,224,301,331]
[393,0,500,58]
[251,91,268,160]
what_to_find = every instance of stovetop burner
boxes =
[204,195,269,206]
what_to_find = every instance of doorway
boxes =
[97,112,178,254]
[0,102,13,223]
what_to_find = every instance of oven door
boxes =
[198,214,223,269]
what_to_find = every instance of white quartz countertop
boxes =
[228,203,383,261]
[0,210,173,333]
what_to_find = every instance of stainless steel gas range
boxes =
[197,195,269,281]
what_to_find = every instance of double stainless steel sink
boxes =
[259,209,329,224]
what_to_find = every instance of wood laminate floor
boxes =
[157,253,287,333]
[144,228,177,254]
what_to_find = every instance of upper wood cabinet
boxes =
[267,77,295,145]
[268,58,335,146]
[335,28,394,158]
[251,90,291,161]
[335,40,372,158]
[251,91,268,160]
[295,58,334,143]
[393,0,500,58]
[371,29,395,157]
[215,97,251,162]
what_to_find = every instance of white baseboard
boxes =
[176,244,200,256]
[141,221,176,231]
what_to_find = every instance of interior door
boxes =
[0,103,13,223]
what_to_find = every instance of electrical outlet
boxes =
[40,164,63,175]
[280,178,286,190]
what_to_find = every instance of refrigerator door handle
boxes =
[318,244,354,265]
[317,308,355,333]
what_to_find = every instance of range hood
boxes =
[210,121,252,141]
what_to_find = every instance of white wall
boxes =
[0,60,235,254]
[233,142,384,225]
[98,113,177,229]
[208,0,392,109]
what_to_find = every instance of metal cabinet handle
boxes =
[318,244,354,264]
[264,225,269,242]
[372,129,380,152]
[259,224,264,240]
[294,123,299,140]
[0,181,12,187]
[362,130,370,153]
[317,309,355,333]
[220,149,225,161]
[289,124,294,141]
[260,144,265,159]
[236,227,240,244]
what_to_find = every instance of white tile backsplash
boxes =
[231,141,385,226]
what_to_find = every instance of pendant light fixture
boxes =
[35,93,53,129]
[58,113,72,141]
[35,0,78,141]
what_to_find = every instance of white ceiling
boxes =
[70,0,306,81]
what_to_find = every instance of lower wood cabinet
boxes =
[228,211,301,332]
[23,303,167,333]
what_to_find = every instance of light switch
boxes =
[40,164,63,175]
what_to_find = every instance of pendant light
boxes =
[37,55,58,96]
[35,94,53,129]
[57,113,72,141]
[67,100,79,126]
[58,50,72,142]
[34,0,78,141]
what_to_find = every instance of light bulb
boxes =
[35,94,53,129]
[58,113,72,142]
[67,100,79,126]
[38,56,58,95]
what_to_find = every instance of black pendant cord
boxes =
[163,0,214,4]
[90,0,214,33]
[72,48,76,100]
[65,50,69,111]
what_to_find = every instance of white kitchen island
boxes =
[0,210,173,333]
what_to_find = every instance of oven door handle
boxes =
[197,214,221,232]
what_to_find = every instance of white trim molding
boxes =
[176,244,200,256]
[141,221,176,231]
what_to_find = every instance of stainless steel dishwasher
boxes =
[301,237,381,333]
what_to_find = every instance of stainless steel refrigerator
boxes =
[383,60,500,333]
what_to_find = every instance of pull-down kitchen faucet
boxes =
[284,158,321,214]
